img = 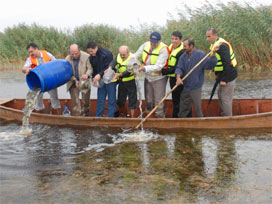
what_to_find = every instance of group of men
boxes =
[22,28,238,118]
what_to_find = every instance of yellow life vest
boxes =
[142,42,169,75]
[116,53,135,82]
[167,43,183,77]
[210,38,237,71]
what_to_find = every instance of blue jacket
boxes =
[89,47,113,78]
[175,49,217,91]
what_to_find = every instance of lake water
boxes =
[0,70,272,204]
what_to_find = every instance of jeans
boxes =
[96,82,116,117]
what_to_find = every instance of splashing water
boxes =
[127,57,145,130]
[80,129,159,153]
[113,129,159,143]
[20,88,40,134]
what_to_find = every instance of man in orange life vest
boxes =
[22,43,61,114]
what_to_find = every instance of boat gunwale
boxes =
[0,98,272,121]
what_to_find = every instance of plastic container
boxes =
[79,79,90,93]
[62,106,71,116]
[26,59,73,92]
[103,69,115,84]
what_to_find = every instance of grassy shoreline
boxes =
[1,2,271,70]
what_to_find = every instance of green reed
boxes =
[0,2,271,70]
[164,2,272,69]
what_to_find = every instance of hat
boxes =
[149,32,161,43]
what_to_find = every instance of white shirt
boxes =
[133,41,168,82]
[24,51,56,68]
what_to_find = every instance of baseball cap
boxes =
[149,32,161,43]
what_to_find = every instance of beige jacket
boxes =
[65,51,93,91]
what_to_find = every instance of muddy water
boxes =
[0,69,272,203]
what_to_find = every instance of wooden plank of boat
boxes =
[0,98,271,130]
[0,98,13,105]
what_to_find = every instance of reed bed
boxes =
[0,2,271,70]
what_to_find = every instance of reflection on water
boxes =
[0,120,271,204]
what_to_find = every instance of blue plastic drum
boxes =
[26,59,73,92]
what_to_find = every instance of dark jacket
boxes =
[175,49,217,91]
[89,47,113,78]
[162,48,185,75]
[215,43,238,83]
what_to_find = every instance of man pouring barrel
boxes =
[22,43,61,114]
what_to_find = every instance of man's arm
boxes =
[22,57,31,74]
[217,43,233,83]
[175,54,185,85]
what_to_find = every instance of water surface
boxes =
[0,69,272,203]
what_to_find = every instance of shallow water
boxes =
[0,70,272,203]
[0,123,271,204]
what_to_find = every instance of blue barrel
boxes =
[26,59,73,92]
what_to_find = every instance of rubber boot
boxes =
[33,109,44,114]
[53,108,61,115]
[130,109,137,118]
[118,106,127,117]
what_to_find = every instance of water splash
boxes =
[80,129,159,153]
[21,88,40,133]
[113,129,159,143]
[0,130,31,140]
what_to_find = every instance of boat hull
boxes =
[0,98,271,130]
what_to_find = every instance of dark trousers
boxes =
[169,77,183,118]
[117,79,137,109]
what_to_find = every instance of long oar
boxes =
[135,50,213,129]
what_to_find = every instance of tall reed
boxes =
[0,2,271,70]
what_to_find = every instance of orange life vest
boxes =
[30,50,51,69]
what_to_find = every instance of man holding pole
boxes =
[175,38,217,117]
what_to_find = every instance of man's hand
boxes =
[81,74,89,80]
[176,76,183,86]
[220,81,227,86]
[112,73,122,82]
[22,67,30,75]
[92,74,101,86]
[75,80,79,88]
[138,66,145,72]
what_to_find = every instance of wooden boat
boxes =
[0,98,271,130]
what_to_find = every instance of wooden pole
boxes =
[135,50,213,129]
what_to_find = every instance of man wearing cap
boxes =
[65,44,93,116]
[134,31,169,118]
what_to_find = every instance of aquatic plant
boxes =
[0,2,271,70]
